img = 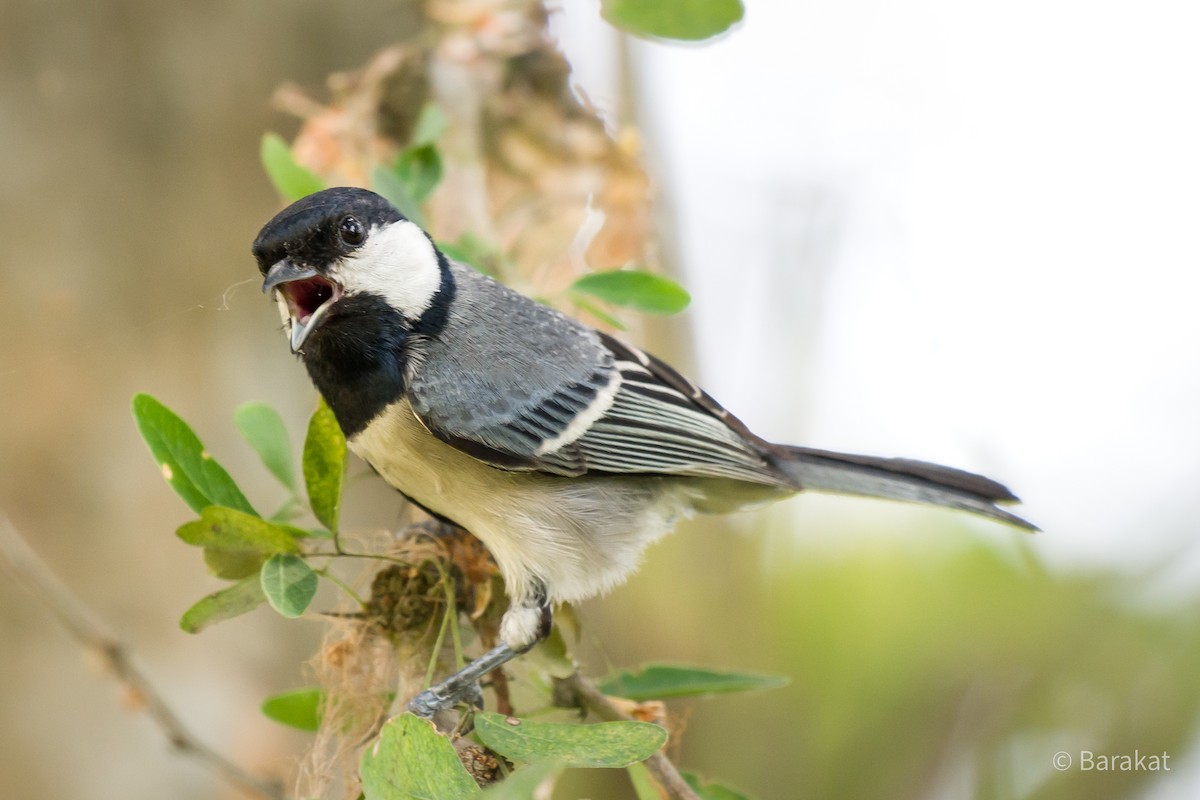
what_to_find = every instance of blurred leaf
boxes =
[570,270,691,315]
[527,625,576,680]
[269,496,307,524]
[599,664,789,700]
[393,144,443,203]
[360,713,477,800]
[475,712,666,768]
[261,132,324,202]
[303,400,346,532]
[573,296,629,330]
[601,0,743,41]
[235,402,296,490]
[262,687,324,732]
[371,165,425,227]
[479,762,562,798]
[439,234,499,276]
[132,393,255,515]
[179,575,265,633]
[683,771,755,800]
[180,504,306,580]
[203,546,266,580]
[411,102,447,146]
[627,762,659,800]
[261,554,318,618]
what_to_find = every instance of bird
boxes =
[253,186,1033,716]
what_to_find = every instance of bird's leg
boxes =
[407,581,552,717]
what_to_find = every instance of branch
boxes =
[558,672,700,800]
[0,514,285,800]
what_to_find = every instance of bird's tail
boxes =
[774,445,1036,530]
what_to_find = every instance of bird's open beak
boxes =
[262,259,343,353]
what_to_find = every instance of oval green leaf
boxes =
[393,144,443,204]
[262,687,324,732]
[598,664,789,700]
[260,554,318,618]
[303,400,346,533]
[360,713,477,800]
[203,547,267,580]
[132,393,255,515]
[235,402,296,490]
[601,0,744,42]
[180,575,266,634]
[261,132,324,202]
[570,270,691,315]
[474,712,667,768]
[177,506,301,554]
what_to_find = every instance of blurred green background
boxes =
[2,2,1199,799]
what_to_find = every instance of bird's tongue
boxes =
[284,276,337,322]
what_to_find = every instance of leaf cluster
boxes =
[133,393,775,797]
[133,395,344,630]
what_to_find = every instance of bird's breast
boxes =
[348,398,697,605]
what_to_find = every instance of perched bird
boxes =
[253,187,1032,716]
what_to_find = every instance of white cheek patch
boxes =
[329,220,442,320]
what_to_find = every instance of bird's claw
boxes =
[407,680,484,718]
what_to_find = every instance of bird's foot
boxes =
[407,679,484,718]
[407,643,519,717]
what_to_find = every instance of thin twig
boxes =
[558,672,700,800]
[0,514,285,800]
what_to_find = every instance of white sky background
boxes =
[550,0,1200,575]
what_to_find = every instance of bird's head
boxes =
[252,187,445,353]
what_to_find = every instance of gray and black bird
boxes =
[253,187,1032,716]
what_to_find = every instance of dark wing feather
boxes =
[535,334,782,483]
[405,264,784,483]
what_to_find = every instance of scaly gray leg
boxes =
[407,583,552,717]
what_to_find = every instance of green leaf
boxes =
[570,270,691,315]
[601,0,744,41]
[474,712,666,768]
[360,713,477,800]
[203,547,267,580]
[261,132,324,202]
[411,102,447,147]
[235,402,296,490]
[179,575,266,633]
[479,762,563,798]
[371,165,425,227]
[176,506,301,554]
[682,771,756,800]
[627,762,660,800]
[132,394,256,515]
[393,144,443,203]
[572,296,629,330]
[303,400,346,532]
[260,554,318,618]
[438,234,499,276]
[262,687,324,732]
[598,664,789,700]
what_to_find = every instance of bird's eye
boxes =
[338,216,365,247]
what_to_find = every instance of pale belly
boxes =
[349,398,693,604]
